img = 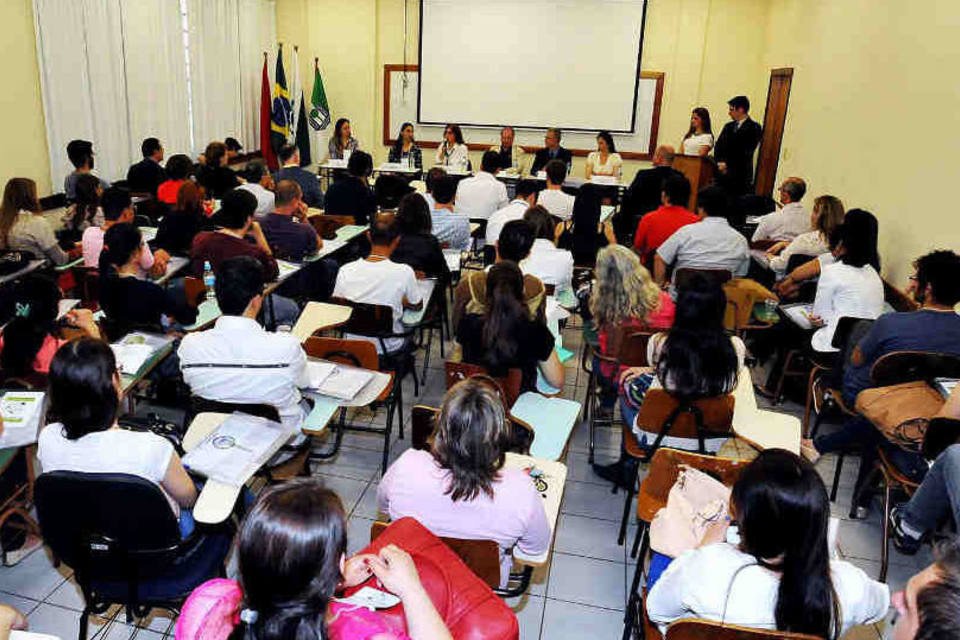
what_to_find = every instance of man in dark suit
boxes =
[274,143,324,208]
[530,127,573,175]
[714,95,763,197]
[126,137,166,196]
[618,145,682,243]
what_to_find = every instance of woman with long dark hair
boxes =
[323,151,376,225]
[388,122,422,169]
[681,107,714,156]
[61,173,104,239]
[0,178,69,265]
[154,181,210,255]
[434,124,468,170]
[456,261,563,391]
[556,183,616,266]
[585,131,622,179]
[227,479,451,640]
[328,117,360,160]
[647,449,888,637]
[390,193,450,282]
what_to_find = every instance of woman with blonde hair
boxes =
[767,195,845,275]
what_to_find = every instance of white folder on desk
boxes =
[182,413,292,487]
[0,391,45,449]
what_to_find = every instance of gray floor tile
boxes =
[561,479,628,522]
[539,598,625,640]
[503,593,544,640]
[838,519,916,567]
[0,548,69,601]
[314,475,369,515]
[346,516,376,557]
[554,514,626,563]
[0,593,41,617]
[546,553,625,610]
[20,603,151,640]
[352,482,383,520]
[313,444,384,482]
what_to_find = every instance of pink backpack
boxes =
[175,578,243,640]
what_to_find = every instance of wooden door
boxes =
[754,68,793,198]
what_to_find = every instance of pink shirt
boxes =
[597,290,676,379]
[82,225,154,273]
[377,449,551,586]
[0,334,64,374]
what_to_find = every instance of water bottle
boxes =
[202,260,215,300]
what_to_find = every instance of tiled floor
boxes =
[0,316,930,639]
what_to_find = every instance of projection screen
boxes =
[418,0,648,133]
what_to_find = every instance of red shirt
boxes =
[632,205,700,264]
[157,179,185,205]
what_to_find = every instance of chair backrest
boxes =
[411,404,439,451]
[634,390,735,452]
[329,296,396,338]
[665,619,822,640]
[74,266,101,308]
[187,396,280,427]
[610,330,652,367]
[638,449,749,522]
[444,361,523,408]
[184,276,207,309]
[674,267,732,291]
[308,214,348,240]
[302,335,380,371]
[374,174,414,210]
[35,471,181,580]
[784,252,816,275]
[370,520,501,589]
[871,351,960,388]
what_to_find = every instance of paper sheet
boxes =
[111,332,172,376]
[0,391,45,449]
[317,367,375,400]
[307,361,337,389]
[182,413,292,486]
[781,303,814,330]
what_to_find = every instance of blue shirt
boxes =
[430,207,471,251]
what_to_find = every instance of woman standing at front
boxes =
[434,124,469,170]
[388,122,423,170]
[681,108,714,156]
[585,131,622,180]
[328,117,359,160]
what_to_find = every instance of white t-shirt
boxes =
[238,182,277,218]
[751,202,810,243]
[586,151,622,178]
[767,230,829,274]
[682,133,714,155]
[332,258,424,353]
[647,543,889,636]
[485,199,529,245]
[454,172,508,220]
[537,188,576,221]
[811,262,884,352]
[521,239,574,289]
[37,424,178,515]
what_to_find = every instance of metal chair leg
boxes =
[830,452,845,502]
[630,520,646,559]
[618,467,637,545]
[623,527,648,640]
[381,397,394,474]
[880,476,892,583]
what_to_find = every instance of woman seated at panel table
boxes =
[584,131,622,180]
[36,338,200,538]
[434,124,469,170]
[680,107,714,156]
[456,261,564,393]
[378,379,551,588]
[646,449,888,637]
[388,121,423,170]
[328,117,360,161]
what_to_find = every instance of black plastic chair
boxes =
[34,471,231,640]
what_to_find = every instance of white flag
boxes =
[289,46,302,143]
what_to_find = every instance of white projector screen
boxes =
[418,0,648,133]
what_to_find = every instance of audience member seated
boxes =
[632,173,698,267]
[530,127,572,175]
[328,117,360,160]
[429,175,471,251]
[890,536,960,640]
[457,261,563,392]
[654,186,749,285]
[391,192,451,283]
[434,123,469,169]
[536,159,575,221]
[64,139,109,202]
[520,205,573,291]
[488,125,527,173]
[379,379,551,586]
[237,161,276,217]
[196,141,239,199]
[332,218,423,354]
[259,180,321,261]
[422,167,445,210]
[38,338,199,538]
[388,121,423,169]
[620,145,681,239]
[154,181,211,256]
[156,154,195,205]
[765,194,844,275]
[0,177,70,265]
[485,179,538,246]
[98,224,197,333]
[60,173,104,242]
[453,220,545,328]
[646,449,888,637]
[126,137,166,196]
[556,183,616,266]
[274,143,324,209]
[0,274,100,384]
[584,131,622,180]
[808,209,884,353]
[179,256,311,434]
[751,177,809,243]
[224,137,243,162]
[208,479,452,640]
[680,107,714,156]
[774,230,845,301]
[323,150,376,225]
[83,187,167,276]
[455,151,509,220]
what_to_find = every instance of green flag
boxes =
[309,59,331,131]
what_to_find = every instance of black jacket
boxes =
[714,118,763,191]
[126,158,166,196]
[323,177,376,225]
[530,146,573,175]
[619,165,683,241]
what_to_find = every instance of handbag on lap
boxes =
[855,381,945,452]
[649,465,730,558]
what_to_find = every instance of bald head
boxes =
[275,179,302,212]
[653,145,676,166]
[779,177,807,204]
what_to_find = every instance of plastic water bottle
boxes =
[202,260,215,300]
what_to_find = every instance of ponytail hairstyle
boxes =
[732,449,841,639]
[71,174,102,230]
[0,274,60,377]
[98,223,142,276]
[233,479,347,640]
[482,261,529,371]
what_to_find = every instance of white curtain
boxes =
[238,0,276,155]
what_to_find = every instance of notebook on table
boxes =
[510,392,581,461]
[182,413,292,487]
[306,361,374,401]
[111,332,174,377]
[781,302,815,330]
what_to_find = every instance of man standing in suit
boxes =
[126,137,166,196]
[618,145,682,243]
[714,95,763,197]
[274,144,324,208]
[530,128,573,175]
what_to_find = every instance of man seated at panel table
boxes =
[488,125,529,174]
[485,179,539,246]
[455,151,509,221]
[632,173,699,268]
[126,137,166,197]
[536,159,576,222]
[530,127,573,176]
[274,143,324,209]
[82,187,170,277]
[429,175,472,251]
[654,186,750,286]
[751,177,810,244]
[332,217,423,355]
[178,256,311,447]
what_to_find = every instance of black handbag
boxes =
[0,250,29,276]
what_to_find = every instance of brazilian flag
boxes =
[270,46,292,154]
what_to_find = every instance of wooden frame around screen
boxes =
[382,64,665,161]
